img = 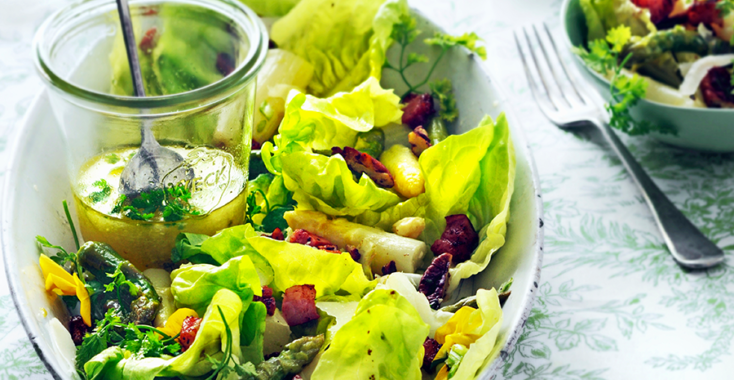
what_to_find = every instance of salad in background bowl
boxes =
[562,0,734,152]
[1,0,543,379]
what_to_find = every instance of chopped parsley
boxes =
[575,25,675,136]
[88,179,112,204]
[104,154,121,164]
[112,184,200,222]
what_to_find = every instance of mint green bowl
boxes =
[561,0,734,152]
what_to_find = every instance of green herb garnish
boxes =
[76,309,180,373]
[104,154,121,164]
[429,78,458,122]
[204,306,257,380]
[112,184,200,222]
[717,0,734,17]
[88,179,112,204]
[246,188,295,233]
[384,14,486,97]
[575,26,675,135]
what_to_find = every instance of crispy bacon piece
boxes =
[268,227,285,241]
[631,0,675,24]
[430,215,480,264]
[179,316,203,352]
[139,27,157,54]
[419,253,452,309]
[69,315,88,346]
[687,0,722,28]
[409,126,432,157]
[699,66,734,108]
[346,245,362,262]
[422,338,442,370]
[381,260,397,275]
[254,286,277,316]
[282,284,320,326]
[402,93,435,129]
[332,147,395,188]
[216,52,236,76]
[289,229,341,253]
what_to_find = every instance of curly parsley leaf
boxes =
[385,14,486,97]
[429,79,458,122]
[574,25,675,136]
[717,0,734,17]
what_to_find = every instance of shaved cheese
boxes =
[679,55,734,96]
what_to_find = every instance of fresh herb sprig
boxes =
[717,0,734,17]
[246,188,296,233]
[204,306,257,380]
[76,309,181,373]
[88,179,112,204]
[112,184,200,222]
[384,14,486,98]
[575,26,674,135]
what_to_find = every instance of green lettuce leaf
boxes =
[437,288,503,379]
[311,289,429,379]
[170,255,261,316]
[84,289,250,379]
[419,114,515,292]
[247,236,372,297]
[237,0,301,16]
[351,193,428,230]
[172,224,275,286]
[580,0,656,41]
[271,0,409,97]
[376,273,453,336]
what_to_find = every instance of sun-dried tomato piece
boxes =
[699,66,734,108]
[268,227,285,241]
[216,52,236,76]
[381,260,397,275]
[687,0,722,28]
[139,27,157,54]
[179,316,203,352]
[419,253,452,309]
[409,126,432,157]
[346,245,362,262]
[332,146,394,188]
[252,139,262,150]
[631,0,675,24]
[289,229,340,252]
[402,93,435,129]
[69,315,88,346]
[253,285,277,316]
[282,284,320,326]
[422,338,442,370]
[499,290,512,308]
[430,215,479,264]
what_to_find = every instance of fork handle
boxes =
[591,119,724,268]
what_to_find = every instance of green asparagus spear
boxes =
[427,118,448,146]
[354,129,386,158]
[250,334,325,380]
[623,27,709,66]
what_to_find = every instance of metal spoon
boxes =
[115,0,193,197]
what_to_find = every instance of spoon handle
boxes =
[593,119,725,269]
[115,0,146,97]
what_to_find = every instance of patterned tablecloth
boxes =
[2,0,733,378]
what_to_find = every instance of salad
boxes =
[576,0,734,134]
[36,0,516,379]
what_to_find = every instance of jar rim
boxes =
[33,0,268,109]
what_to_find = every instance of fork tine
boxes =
[514,32,556,116]
[532,24,571,107]
[543,23,586,104]
[522,27,558,111]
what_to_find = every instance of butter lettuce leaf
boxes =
[271,0,409,97]
[580,0,656,41]
[247,236,372,297]
[419,114,515,292]
[312,289,429,379]
[170,255,261,316]
[376,273,453,336]
[434,288,503,379]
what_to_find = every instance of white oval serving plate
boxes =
[1,9,543,380]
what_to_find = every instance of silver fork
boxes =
[515,24,724,269]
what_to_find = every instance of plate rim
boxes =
[1,16,544,380]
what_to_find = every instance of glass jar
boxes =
[34,0,267,269]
